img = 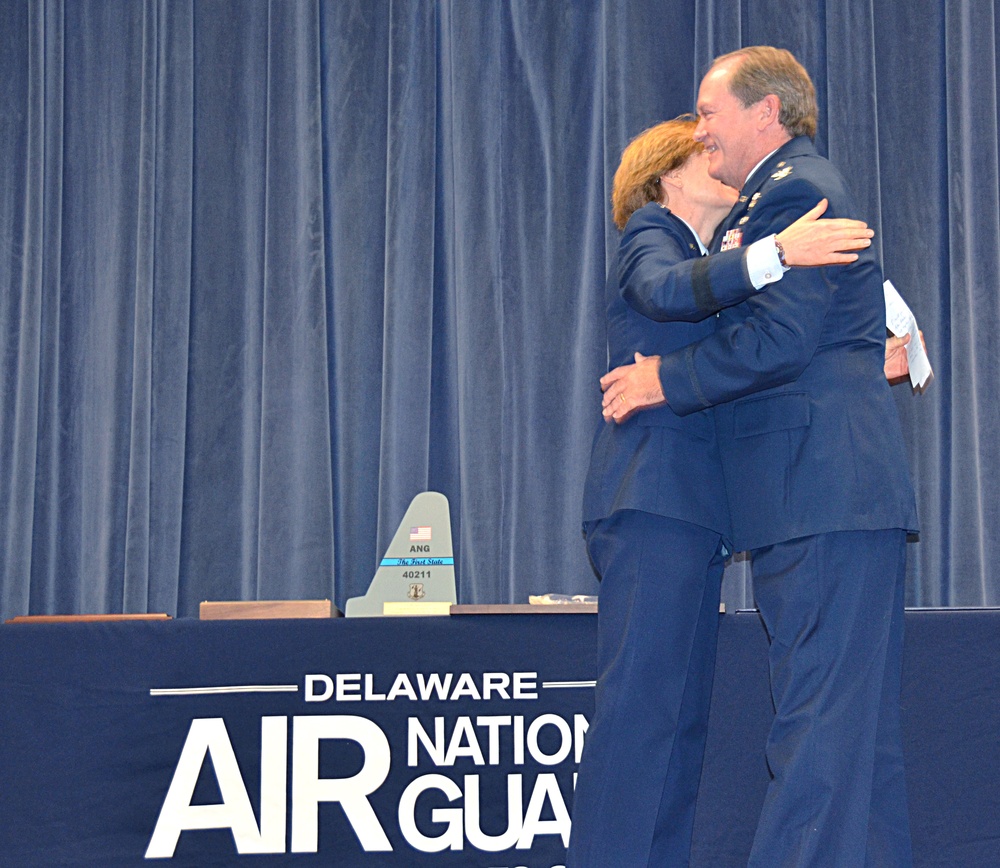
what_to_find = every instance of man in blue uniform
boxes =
[602,47,918,866]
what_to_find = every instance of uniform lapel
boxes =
[710,137,816,253]
[668,210,703,257]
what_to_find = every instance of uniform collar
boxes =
[657,204,707,255]
[740,136,817,197]
[670,211,709,255]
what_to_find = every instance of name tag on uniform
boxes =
[720,227,743,250]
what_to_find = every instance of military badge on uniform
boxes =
[771,166,793,180]
[720,227,743,250]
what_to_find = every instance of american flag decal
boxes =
[410,526,432,541]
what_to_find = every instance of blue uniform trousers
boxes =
[748,529,912,868]
[567,510,726,867]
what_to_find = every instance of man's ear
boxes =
[757,94,782,131]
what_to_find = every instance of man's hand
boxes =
[600,352,667,423]
[777,198,874,266]
[884,331,925,384]
[884,334,911,383]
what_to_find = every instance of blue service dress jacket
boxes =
[581,201,758,540]
[655,137,919,551]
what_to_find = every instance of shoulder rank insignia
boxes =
[771,166,793,181]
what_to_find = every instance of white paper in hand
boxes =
[883,279,933,391]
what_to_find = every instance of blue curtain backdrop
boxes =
[1,0,997,620]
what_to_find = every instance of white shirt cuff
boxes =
[745,234,789,289]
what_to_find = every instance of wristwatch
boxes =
[774,237,788,267]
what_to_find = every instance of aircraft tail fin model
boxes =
[344,491,456,617]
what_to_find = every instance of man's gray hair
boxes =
[713,46,818,139]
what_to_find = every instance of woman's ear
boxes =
[659,172,682,195]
